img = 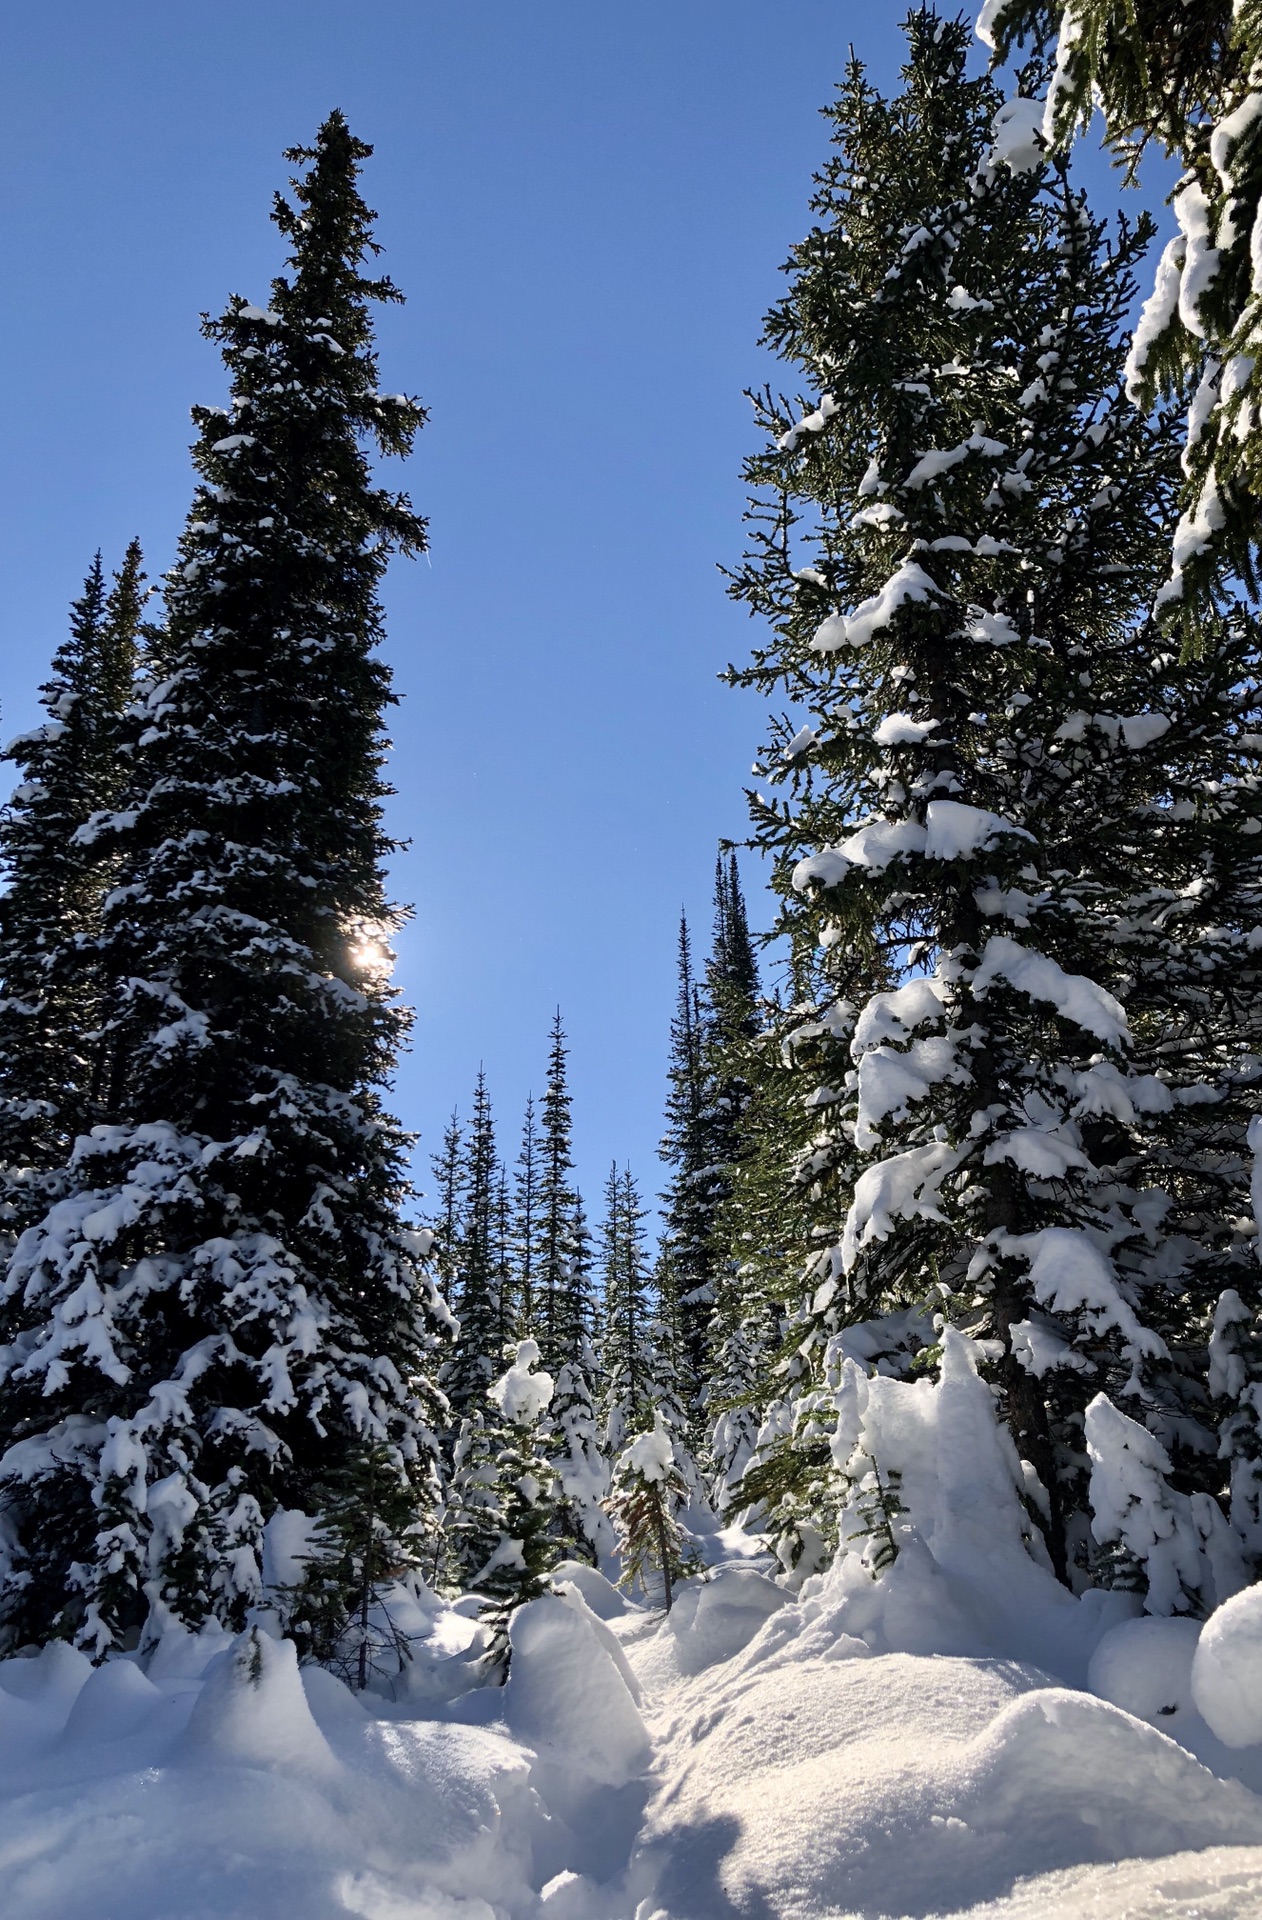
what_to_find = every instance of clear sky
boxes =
[0,4,1164,1228]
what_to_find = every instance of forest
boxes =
[4,5,1262,1918]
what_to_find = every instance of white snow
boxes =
[873,712,939,745]
[821,558,942,652]
[972,935,1131,1046]
[1193,1585,1262,1748]
[1090,1616,1202,1731]
[618,1410,674,1485]
[1125,234,1187,400]
[5,1500,1262,1919]
[924,799,1033,859]
[488,1338,554,1426]
[986,96,1048,175]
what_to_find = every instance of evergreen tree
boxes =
[290,1440,432,1689]
[467,1338,559,1676]
[537,1011,586,1370]
[0,115,449,1655]
[658,912,710,1379]
[980,0,1262,620]
[0,544,144,1233]
[600,1164,655,1452]
[606,1412,693,1612]
[548,1335,614,1566]
[658,863,761,1410]
[429,1109,466,1299]
[723,14,1249,1593]
[446,1068,511,1416]
[513,1093,540,1334]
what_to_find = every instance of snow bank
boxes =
[0,1628,537,1920]
[6,1544,1262,1917]
[1194,1584,1262,1747]
[627,1641,1262,1920]
[505,1591,649,1785]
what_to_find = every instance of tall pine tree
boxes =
[0,116,450,1655]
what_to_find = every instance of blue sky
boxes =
[0,4,1164,1227]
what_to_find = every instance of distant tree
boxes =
[600,1164,655,1452]
[513,1093,541,1333]
[445,1069,511,1418]
[0,544,144,1234]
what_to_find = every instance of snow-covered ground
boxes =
[6,1539,1262,1920]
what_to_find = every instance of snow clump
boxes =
[1193,1583,1262,1748]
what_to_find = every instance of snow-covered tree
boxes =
[513,1092,540,1333]
[0,544,144,1235]
[724,12,1247,1590]
[445,1069,513,1419]
[536,1011,588,1370]
[979,0,1262,621]
[467,1338,559,1675]
[548,1336,614,1566]
[0,115,450,1656]
[606,1411,693,1612]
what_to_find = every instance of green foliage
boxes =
[982,0,1262,619]
[606,1416,696,1612]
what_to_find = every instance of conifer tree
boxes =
[466,1338,559,1675]
[548,1335,614,1566]
[979,0,1262,620]
[0,115,449,1655]
[513,1093,540,1333]
[0,545,144,1233]
[658,913,710,1378]
[537,1011,585,1370]
[600,1164,655,1452]
[723,13,1253,1593]
[659,865,761,1410]
[445,1069,511,1417]
[607,1412,693,1612]
[429,1109,466,1299]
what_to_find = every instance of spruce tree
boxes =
[658,865,762,1412]
[600,1164,655,1453]
[429,1108,466,1299]
[658,912,710,1380]
[723,13,1245,1591]
[980,0,1262,621]
[607,1413,693,1612]
[0,545,144,1233]
[467,1338,559,1675]
[548,1336,614,1567]
[513,1093,540,1334]
[445,1068,511,1417]
[537,1011,585,1370]
[0,115,449,1655]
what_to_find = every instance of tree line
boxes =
[1,4,1261,1681]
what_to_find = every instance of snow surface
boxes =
[7,1502,1262,1915]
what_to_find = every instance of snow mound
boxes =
[666,1565,789,1677]
[0,1625,537,1920]
[182,1626,339,1775]
[505,1591,650,1786]
[1089,1615,1201,1731]
[629,1646,1262,1920]
[1194,1582,1262,1747]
